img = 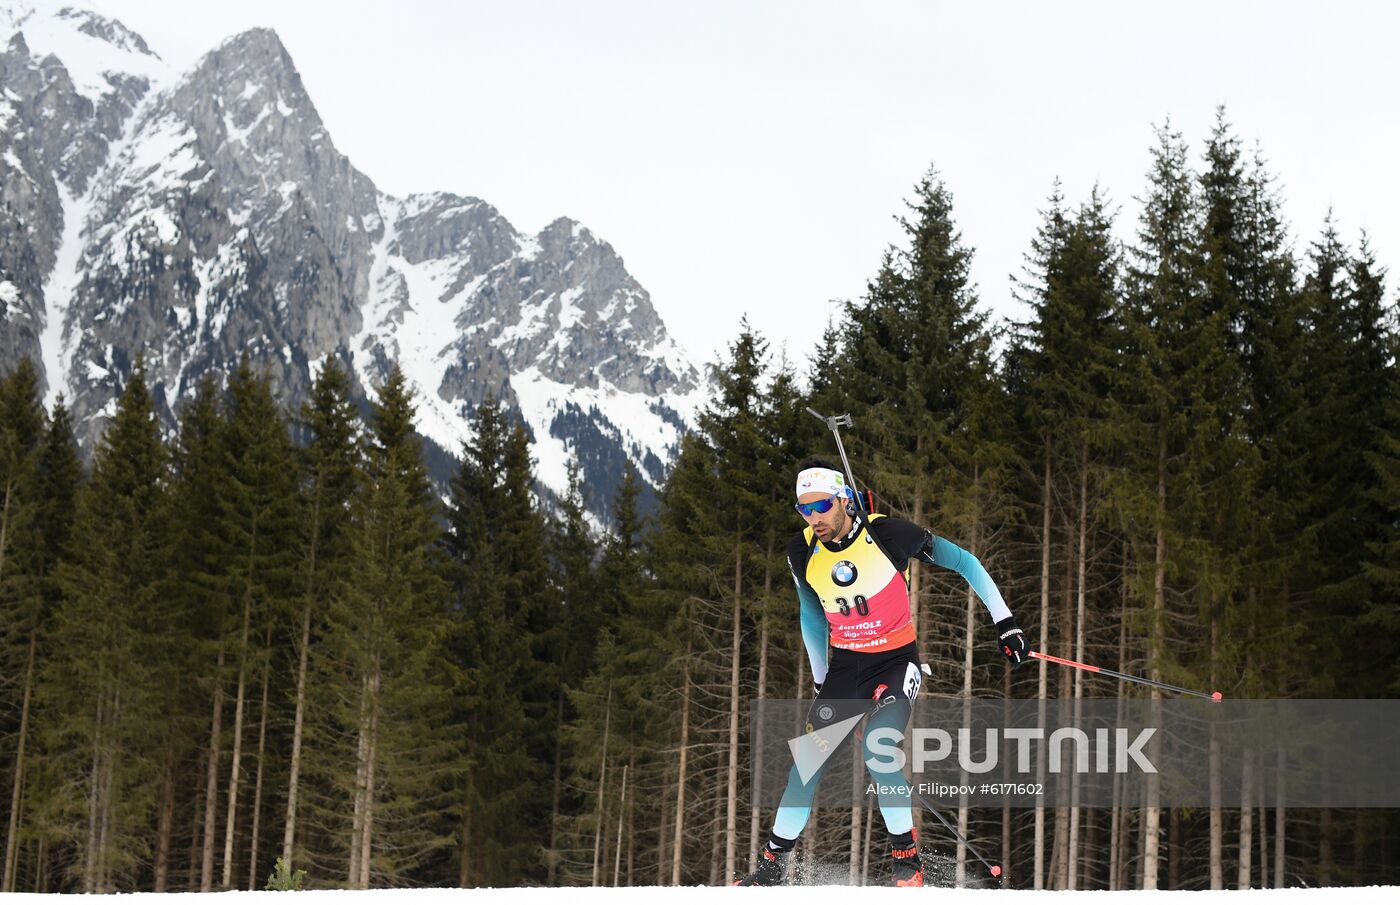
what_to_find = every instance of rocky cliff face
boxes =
[0,1,703,521]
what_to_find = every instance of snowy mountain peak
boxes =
[3,4,704,525]
[52,5,155,58]
[2,0,165,104]
[192,27,310,121]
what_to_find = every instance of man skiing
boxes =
[737,458,1029,887]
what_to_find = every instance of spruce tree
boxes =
[1288,220,1395,696]
[624,427,720,886]
[1325,234,1395,695]
[37,363,171,892]
[165,373,230,891]
[1363,335,1400,690]
[1193,110,1262,691]
[317,363,457,887]
[496,419,561,880]
[443,396,539,885]
[0,361,50,893]
[207,360,300,889]
[543,460,596,882]
[1112,122,1215,888]
[0,358,44,633]
[282,358,361,870]
[1229,143,1309,699]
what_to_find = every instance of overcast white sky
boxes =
[91,0,1399,369]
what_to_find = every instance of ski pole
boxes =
[805,407,869,513]
[915,793,1003,881]
[1030,650,1223,701]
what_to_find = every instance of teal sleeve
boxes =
[795,579,829,685]
[927,535,1013,623]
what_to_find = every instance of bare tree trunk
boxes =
[709,774,723,886]
[1351,809,1364,885]
[1034,447,1052,890]
[862,797,873,885]
[97,689,120,892]
[188,753,206,891]
[1258,759,1269,888]
[1320,807,1334,885]
[153,748,176,892]
[670,643,692,886]
[1274,748,1285,887]
[1002,667,1013,887]
[84,689,104,892]
[1108,754,1123,890]
[592,684,612,887]
[201,645,226,891]
[247,634,273,890]
[750,535,773,874]
[348,675,370,885]
[1142,431,1167,890]
[627,758,636,887]
[358,665,380,890]
[1135,799,1146,889]
[1052,543,1074,888]
[1121,802,1135,890]
[725,542,743,881]
[283,484,322,869]
[3,627,37,892]
[1068,446,1088,889]
[957,472,979,885]
[1237,750,1253,889]
[613,764,628,885]
[282,601,313,867]
[657,762,671,886]
[548,686,565,884]
[1109,546,1128,891]
[1168,807,1180,889]
[1142,721,1161,889]
[1209,617,1223,889]
[1082,807,1095,889]
[222,588,255,889]
[458,792,473,887]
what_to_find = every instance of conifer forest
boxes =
[2,114,1398,892]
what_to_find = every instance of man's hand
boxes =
[995,616,1030,669]
[813,681,823,697]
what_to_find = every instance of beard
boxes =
[823,507,850,540]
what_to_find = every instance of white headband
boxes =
[795,467,847,500]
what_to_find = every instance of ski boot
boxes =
[734,844,791,886]
[890,830,924,887]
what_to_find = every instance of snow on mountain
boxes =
[1,0,163,104]
[0,3,704,523]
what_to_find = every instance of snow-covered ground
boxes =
[4,886,1397,901]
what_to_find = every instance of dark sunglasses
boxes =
[794,495,841,517]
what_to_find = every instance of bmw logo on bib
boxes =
[832,560,857,587]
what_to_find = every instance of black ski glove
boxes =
[813,681,823,697]
[996,616,1030,669]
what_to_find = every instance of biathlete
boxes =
[737,458,1030,887]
